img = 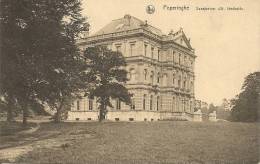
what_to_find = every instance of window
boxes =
[89,99,93,111]
[163,74,167,86]
[129,68,135,81]
[144,44,147,56]
[131,98,135,110]
[116,99,121,110]
[116,45,121,52]
[150,95,153,110]
[151,71,154,84]
[178,75,181,88]
[179,53,181,64]
[144,69,147,80]
[158,50,160,61]
[143,94,146,110]
[151,47,154,59]
[172,74,175,86]
[130,43,135,56]
[172,51,175,62]
[157,73,160,83]
[156,96,159,111]
[77,100,80,110]
[172,97,175,112]
[184,56,187,66]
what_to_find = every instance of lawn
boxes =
[0,121,259,164]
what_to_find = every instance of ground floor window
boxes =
[77,100,80,110]
[156,96,159,111]
[143,94,146,110]
[131,99,135,110]
[150,95,153,110]
[116,99,121,110]
[89,99,93,111]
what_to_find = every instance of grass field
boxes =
[0,121,259,164]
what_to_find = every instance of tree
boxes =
[230,72,260,122]
[0,0,89,124]
[83,46,132,122]
[208,103,217,114]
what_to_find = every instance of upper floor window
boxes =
[179,53,181,64]
[151,47,154,59]
[116,45,121,53]
[130,43,135,56]
[178,75,181,88]
[144,44,148,56]
[172,74,175,86]
[162,74,167,86]
[144,69,147,80]
[184,56,187,66]
[158,50,160,61]
[129,68,136,81]
[172,51,175,62]
[150,71,154,84]
[157,73,160,83]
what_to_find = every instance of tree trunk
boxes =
[99,102,104,122]
[99,98,106,122]
[55,101,64,123]
[7,107,14,122]
[6,97,15,122]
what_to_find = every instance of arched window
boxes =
[150,95,153,110]
[143,94,146,110]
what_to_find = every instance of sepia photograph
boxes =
[0,0,259,163]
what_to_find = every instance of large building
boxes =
[68,15,196,121]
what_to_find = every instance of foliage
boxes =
[0,0,89,123]
[83,46,132,121]
[230,72,260,122]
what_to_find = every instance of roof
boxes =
[88,14,193,50]
[93,14,163,36]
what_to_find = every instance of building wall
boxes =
[69,33,195,121]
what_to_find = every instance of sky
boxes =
[81,0,260,105]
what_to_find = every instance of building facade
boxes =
[68,15,196,121]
